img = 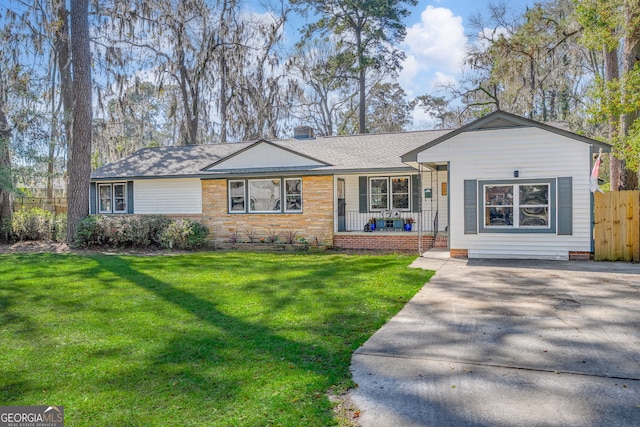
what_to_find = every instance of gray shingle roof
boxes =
[91,130,450,179]
[91,142,253,179]
[92,111,611,181]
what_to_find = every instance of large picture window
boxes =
[98,183,127,214]
[369,176,410,211]
[249,179,281,212]
[484,183,549,229]
[229,178,302,214]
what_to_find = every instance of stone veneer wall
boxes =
[202,176,334,244]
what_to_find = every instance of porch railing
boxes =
[338,210,437,232]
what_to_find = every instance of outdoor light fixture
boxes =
[514,170,519,178]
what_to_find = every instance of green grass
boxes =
[0,251,432,426]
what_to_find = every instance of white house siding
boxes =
[417,127,592,259]
[207,142,324,170]
[134,178,202,214]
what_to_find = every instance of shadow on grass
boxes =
[85,254,351,423]
[0,252,430,424]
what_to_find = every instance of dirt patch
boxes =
[0,242,181,256]
[329,389,363,427]
[0,242,72,254]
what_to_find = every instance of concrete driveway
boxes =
[349,252,640,426]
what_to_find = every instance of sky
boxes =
[400,0,533,126]
[279,0,535,128]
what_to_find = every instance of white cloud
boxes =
[432,71,457,88]
[402,6,467,76]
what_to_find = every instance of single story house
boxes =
[90,111,610,260]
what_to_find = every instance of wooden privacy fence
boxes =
[13,197,68,214]
[594,190,640,262]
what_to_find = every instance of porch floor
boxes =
[334,230,444,236]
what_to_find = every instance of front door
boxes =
[338,178,346,231]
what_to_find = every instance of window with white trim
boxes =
[284,178,302,212]
[484,183,549,228]
[369,176,410,211]
[229,178,302,213]
[249,179,281,212]
[229,180,246,212]
[98,183,127,214]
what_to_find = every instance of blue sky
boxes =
[278,0,534,127]
[400,1,533,94]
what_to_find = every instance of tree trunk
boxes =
[356,25,366,134]
[220,54,228,143]
[53,0,74,199]
[66,0,92,243]
[603,45,622,190]
[618,5,640,190]
[0,105,12,242]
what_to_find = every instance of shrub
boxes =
[11,208,66,242]
[52,213,67,243]
[159,219,209,250]
[74,215,172,248]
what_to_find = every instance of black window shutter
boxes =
[127,181,134,214]
[411,175,420,213]
[89,182,97,214]
[557,177,572,235]
[359,176,368,213]
[464,180,477,234]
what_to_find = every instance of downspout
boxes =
[418,163,423,254]
[590,147,595,253]
[434,167,439,240]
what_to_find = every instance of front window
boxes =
[229,180,246,212]
[370,178,388,210]
[369,176,410,211]
[391,177,409,210]
[98,183,127,214]
[229,177,303,214]
[285,178,302,212]
[484,183,549,228]
[519,184,549,227]
[485,185,514,226]
[249,179,281,212]
[113,183,127,213]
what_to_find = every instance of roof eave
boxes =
[400,110,612,162]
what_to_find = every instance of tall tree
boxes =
[576,0,640,189]
[0,5,51,238]
[459,1,587,121]
[412,94,460,129]
[345,82,411,133]
[288,38,358,136]
[224,10,295,140]
[66,0,92,242]
[0,86,11,240]
[92,82,175,167]
[99,0,219,145]
[291,0,417,134]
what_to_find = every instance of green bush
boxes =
[159,219,209,250]
[73,215,208,250]
[74,215,172,248]
[52,213,67,242]
[11,208,66,242]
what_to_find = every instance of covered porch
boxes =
[332,167,449,252]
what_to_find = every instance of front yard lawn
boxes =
[0,252,432,426]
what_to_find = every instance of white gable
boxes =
[206,141,326,171]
